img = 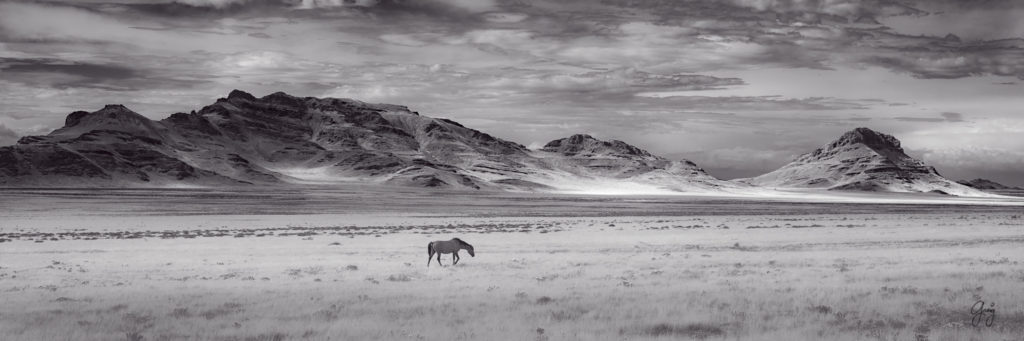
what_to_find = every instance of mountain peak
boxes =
[832,127,903,152]
[101,104,131,111]
[541,134,653,158]
[265,91,292,98]
[745,127,986,196]
[227,89,257,101]
[65,105,145,128]
[541,134,593,149]
[65,110,91,127]
[566,134,597,143]
[258,91,306,107]
[94,104,146,119]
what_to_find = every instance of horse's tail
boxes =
[427,242,434,267]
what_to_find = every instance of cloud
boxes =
[481,68,745,96]
[0,57,200,91]
[940,112,964,122]
[483,12,529,23]
[919,147,1024,169]
[727,0,876,17]
[322,84,403,101]
[893,112,967,123]
[636,96,871,111]
[379,33,439,47]
[893,117,943,123]
[864,47,1024,80]
[882,5,1024,41]
[215,51,291,70]
[912,146,1024,186]
[290,0,499,18]
[1,58,137,81]
[0,123,18,146]
[120,1,289,17]
[174,0,259,8]
[550,21,831,71]
[0,2,129,43]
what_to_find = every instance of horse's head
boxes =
[454,238,475,257]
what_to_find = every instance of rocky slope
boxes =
[739,128,987,196]
[521,134,729,193]
[2,104,245,187]
[0,90,734,193]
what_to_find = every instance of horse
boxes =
[427,238,475,267]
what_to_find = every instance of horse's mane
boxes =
[452,238,472,248]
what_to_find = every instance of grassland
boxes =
[1,189,1022,340]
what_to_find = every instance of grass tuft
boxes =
[629,323,725,339]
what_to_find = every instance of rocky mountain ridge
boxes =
[0,92,993,197]
[0,90,727,193]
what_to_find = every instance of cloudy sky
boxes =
[1,0,1022,185]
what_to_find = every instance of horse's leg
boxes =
[436,253,443,267]
[453,252,459,265]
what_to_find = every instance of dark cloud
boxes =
[644,96,871,111]
[864,45,1024,80]
[351,0,492,17]
[0,57,141,90]
[113,0,496,21]
[893,112,966,123]
[893,116,945,122]
[1,58,137,80]
[0,57,200,91]
[121,0,288,17]
[917,0,1020,10]
[598,0,925,22]
[940,112,964,122]
[483,69,745,97]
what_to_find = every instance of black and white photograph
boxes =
[1,0,1022,340]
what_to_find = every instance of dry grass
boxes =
[1,212,1023,340]
[627,323,725,339]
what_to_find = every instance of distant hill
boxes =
[957,179,1024,197]
[957,178,1021,190]
[738,128,988,196]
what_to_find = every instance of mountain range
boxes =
[0,90,993,197]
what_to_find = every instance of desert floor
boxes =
[1,188,1022,341]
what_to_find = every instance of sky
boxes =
[0,0,1022,186]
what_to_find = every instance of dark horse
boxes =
[427,238,475,267]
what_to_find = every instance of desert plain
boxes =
[1,188,1023,341]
